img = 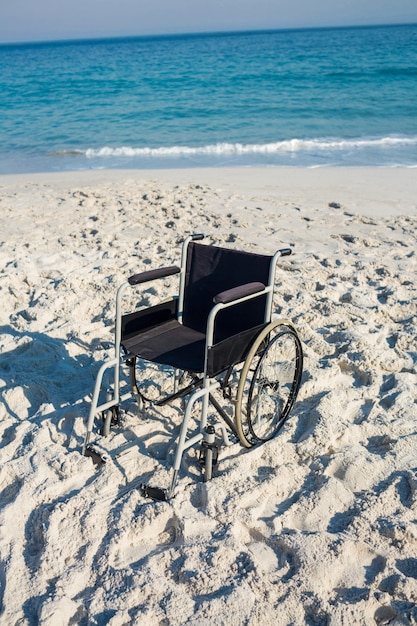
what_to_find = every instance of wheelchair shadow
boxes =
[101,395,202,488]
[0,320,208,485]
[0,324,96,448]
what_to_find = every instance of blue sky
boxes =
[1,0,417,43]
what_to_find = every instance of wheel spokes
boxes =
[235,322,303,446]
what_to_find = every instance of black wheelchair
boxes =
[83,234,303,500]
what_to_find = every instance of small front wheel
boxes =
[235,321,303,447]
[204,447,213,482]
[102,408,113,437]
[102,405,120,437]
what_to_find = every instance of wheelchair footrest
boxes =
[140,483,169,502]
[84,445,108,465]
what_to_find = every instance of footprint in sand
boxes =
[108,508,182,569]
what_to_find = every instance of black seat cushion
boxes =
[122,319,206,372]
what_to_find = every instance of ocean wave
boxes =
[84,136,417,158]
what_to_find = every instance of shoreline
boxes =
[1,165,416,218]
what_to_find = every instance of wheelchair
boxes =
[83,234,303,500]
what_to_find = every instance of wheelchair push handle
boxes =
[191,233,204,241]
[279,248,292,257]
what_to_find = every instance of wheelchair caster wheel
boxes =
[204,446,214,482]
[198,425,219,482]
[102,405,120,437]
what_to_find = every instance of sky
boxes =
[1,0,417,44]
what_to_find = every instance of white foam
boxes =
[84,136,417,159]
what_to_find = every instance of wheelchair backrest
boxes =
[183,242,273,342]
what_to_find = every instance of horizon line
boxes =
[1,20,416,48]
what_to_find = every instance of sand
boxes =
[0,166,416,625]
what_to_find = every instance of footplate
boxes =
[84,445,108,465]
[140,483,169,502]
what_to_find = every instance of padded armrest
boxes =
[213,281,266,305]
[128,265,180,286]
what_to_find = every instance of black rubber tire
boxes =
[102,408,113,437]
[235,320,303,448]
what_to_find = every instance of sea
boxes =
[0,23,416,174]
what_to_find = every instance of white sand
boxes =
[0,167,416,625]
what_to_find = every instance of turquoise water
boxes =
[0,24,416,173]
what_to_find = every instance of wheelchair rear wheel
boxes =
[235,320,303,448]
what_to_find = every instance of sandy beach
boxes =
[0,166,416,625]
